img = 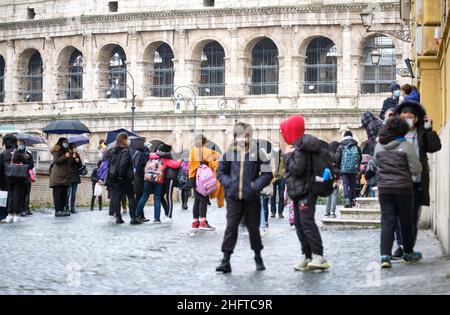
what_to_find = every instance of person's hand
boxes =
[424,116,432,129]
[75,158,80,163]
[65,153,71,158]
[285,145,295,154]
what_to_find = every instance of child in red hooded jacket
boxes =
[280,115,330,271]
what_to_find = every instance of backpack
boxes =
[195,164,218,196]
[108,150,123,181]
[308,148,335,197]
[78,164,88,176]
[340,144,360,174]
[97,160,109,182]
[144,158,164,183]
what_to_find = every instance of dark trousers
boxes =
[53,185,69,213]
[90,184,103,210]
[341,173,357,202]
[261,195,270,224]
[161,179,175,218]
[221,198,263,254]
[109,181,136,219]
[293,195,323,258]
[181,189,191,208]
[7,181,26,215]
[270,178,286,215]
[379,193,414,256]
[193,190,209,219]
[394,183,423,247]
[24,182,31,212]
[65,183,78,211]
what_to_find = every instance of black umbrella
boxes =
[105,128,140,145]
[15,133,46,146]
[68,135,90,147]
[43,120,91,135]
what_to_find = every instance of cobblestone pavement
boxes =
[1,201,449,295]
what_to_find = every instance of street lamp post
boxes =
[173,85,198,132]
[217,97,239,126]
[107,68,136,132]
[360,8,412,43]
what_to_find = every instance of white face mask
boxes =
[399,96,405,104]
[127,139,131,146]
[406,118,415,129]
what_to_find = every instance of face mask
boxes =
[406,118,415,129]
[393,90,401,98]
[127,139,131,146]
[62,143,69,149]
[18,145,25,151]
[236,137,247,149]
[399,96,405,104]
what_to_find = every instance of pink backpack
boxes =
[196,164,218,196]
[29,168,37,183]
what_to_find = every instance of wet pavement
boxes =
[1,201,449,295]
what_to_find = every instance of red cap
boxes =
[280,115,305,145]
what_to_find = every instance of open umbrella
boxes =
[43,120,91,135]
[0,124,22,135]
[105,128,140,145]
[68,135,90,147]
[149,139,164,153]
[106,136,146,150]
[15,133,46,146]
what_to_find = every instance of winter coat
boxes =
[285,134,322,200]
[107,146,134,184]
[68,151,82,184]
[188,146,221,180]
[270,149,286,181]
[405,90,421,103]
[132,147,150,182]
[49,145,72,188]
[395,101,442,205]
[380,97,399,120]
[373,137,422,196]
[2,147,33,183]
[361,112,383,155]
[334,136,362,174]
[216,145,273,202]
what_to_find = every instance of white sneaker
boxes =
[13,215,21,223]
[5,215,14,223]
[307,254,330,270]
[108,215,115,222]
[163,217,174,224]
[293,258,312,271]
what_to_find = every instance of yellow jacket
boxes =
[188,146,224,208]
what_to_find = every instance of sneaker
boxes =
[5,215,14,223]
[20,212,27,217]
[13,215,22,223]
[108,215,115,222]
[392,247,404,260]
[153,219,161,224]
[330,214,337,219]
[55,212,65,218]
[403,252,423,264]
[63,211,71,217]
[324,213,331,217]
[381,255,392,269]
[344,199,352,208]
[294,258,312,271]
[164,217,174,224]
[115,217,125,224]
[140,218,150,223]
[278,213,284,219]
[307,254,330,270]
[25,210,33,216]
[192,221,200,229]
[130,217,142,225]
[70,209,77,214]
[270,213,276,218]
[199,220,215,231]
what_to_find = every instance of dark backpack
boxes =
[108,149,123,181]
[308,146,335,197]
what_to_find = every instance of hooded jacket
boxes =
[284,134,322,200]
[380,97,399,120]
[361,112,383,155]
[107,145,133,184]
[373,132,422,195]
[404,89,421,103]
[280,115,305,145]
[216,144,273,202]
[148,152,182,184]
[49,144,72,188]
[334,136,362,173]
[395,101,442,205]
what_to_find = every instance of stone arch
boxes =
[243,35,281,60]
[142,41,175,97]
[298,34,341,57]
[96,43,128,98]
[16,48,44,102]
[189,37,229,61]
[55,45,84,100]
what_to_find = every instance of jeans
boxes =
[135,181,163,220]
[341,173,357,203]
[65,183,78,211]
[325,186,339,215]
[270,178,286,215]
[260,195,270,228]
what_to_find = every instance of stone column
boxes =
[4,40,15,103]
[43,37,56,103]
[338,24,356,96]
[127,31,140,99]
[225,27,242,97]
[173,29,190,88]
[83,33,94,101]
[279,25,294,96]
[293,55,306,94]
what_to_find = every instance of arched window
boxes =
[199,42,225,96]
[304,37,337,94]
[361,36,396,94]
[108,46,127,98]
[0,56,5,103]
[150,43,174,97]
[66,50,83,100]
[250,38,279,95]
[26,51,43,102]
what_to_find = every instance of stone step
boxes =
[321,218,381,229]
[355,197,380,209]
[339,208,381,220]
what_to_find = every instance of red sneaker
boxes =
[199,220,215,231]
[192,221,200,229]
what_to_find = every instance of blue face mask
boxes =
[63,143,69,149]
[393,90,401,98]
[18,144,25,151]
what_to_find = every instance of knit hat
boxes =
[390,83,401,93]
